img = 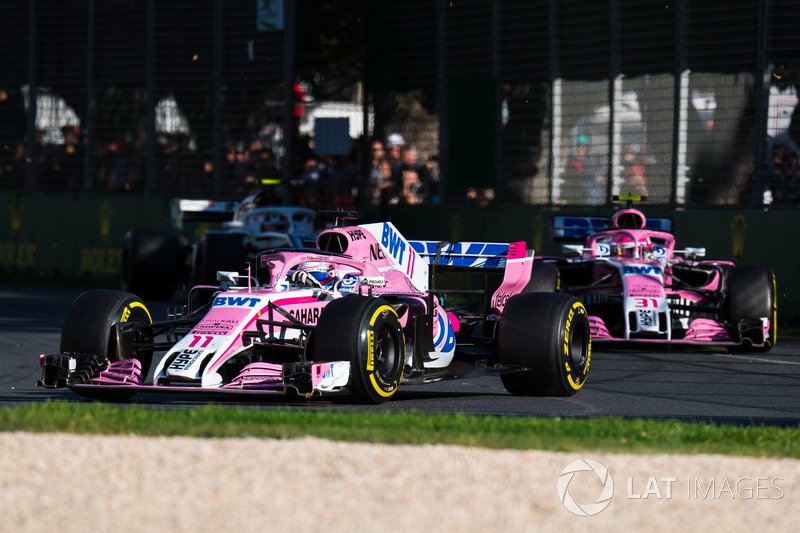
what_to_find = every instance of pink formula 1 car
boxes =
[547,197,776,352]
[38,217,591,403]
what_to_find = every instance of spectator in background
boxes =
[563,133,608,205]
[369,138,386,167]
[250,143,280,188]
[465,187,495,207]
[767,66,800,158]
[290,155,324,207]
[564,134,590,203]
[769,143,800,205]
[386,133,405,174]
[584,167,608,205]
[385,164,426,205]
[620,144,648,197]
[368,139,394,205]
[368,138,385,204]
[391,146,431,189]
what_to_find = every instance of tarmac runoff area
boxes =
[0,432,798,532]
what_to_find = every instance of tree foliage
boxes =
[296,0,362,82]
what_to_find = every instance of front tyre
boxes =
[314,296,405,404]
[61,290,154,401]
[498,292,590,396]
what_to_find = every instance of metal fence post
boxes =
[212,0,223,198]
[25,0,37,191]
[84,0,95,192]
[145,0,156,196]
[548,0,560,205]
[607,0,620,203]
[280,1,296,189]
[437,0,448,201]
[671,0,686,205]
[753,0,772,207]
[492,0,501,201]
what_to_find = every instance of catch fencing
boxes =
[2,0,800,208]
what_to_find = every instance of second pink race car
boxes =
[546,196,776,352]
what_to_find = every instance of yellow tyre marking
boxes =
[122,301,153,324]
[568,375,583,389]
[366,330,375,371]
[369,374,397,398]
[369,305,396,326]
[367,305,400,397]
[565,301,589,391]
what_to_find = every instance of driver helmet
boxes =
[612,209,646,229]
[615,236,636,258]
[296,261,337,287]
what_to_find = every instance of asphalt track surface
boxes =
[2,283,799,426]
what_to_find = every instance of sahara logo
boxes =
[557,459,614,516]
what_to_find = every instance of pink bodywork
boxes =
[571,207,751,344]
[63,221,533,395]
[488,242,532,313]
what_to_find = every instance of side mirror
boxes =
[216,271,240,289]
[562,244,585,257]
[684,247,706,259]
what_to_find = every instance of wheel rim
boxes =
[374,324,400,377]
[570,322,589,369]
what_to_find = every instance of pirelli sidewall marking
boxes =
[564,300,590,391]
[368,305,400,397]
[120,301,153,324]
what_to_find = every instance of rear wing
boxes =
[409,241,515,269]
[177,198,238,222]
[410,240,532,313]
[224,206,316,234]
[359,222,530,293]
[551,215,673,246]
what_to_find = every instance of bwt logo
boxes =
[622,265,662,275]
[381,224,406,264]
[557,459,614,516]
[213,296,261,307]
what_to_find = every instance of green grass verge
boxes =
[1,401,798,458]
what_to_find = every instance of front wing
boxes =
[588,315,772,348]
[38,354,352,399]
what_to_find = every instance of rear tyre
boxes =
[121,229,186,300]
[726,265,776,352]
[314,296,405,404]
[61,290,154,401]
[194,232,247,285]
[498,292,590,396]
